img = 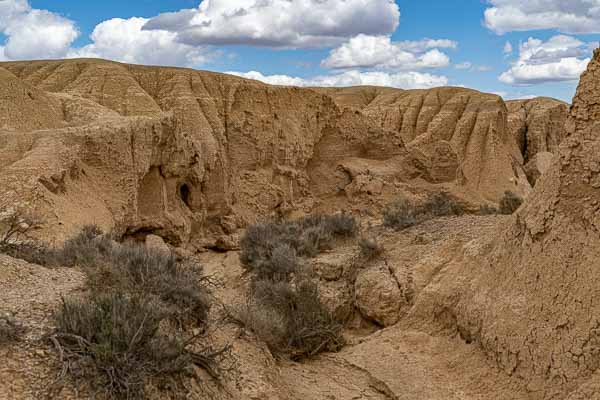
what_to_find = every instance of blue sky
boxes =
[2,1,600,102]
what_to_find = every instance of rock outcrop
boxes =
[418,48,600,399]
[320,86,532,199]
[506,97,569,185]
[0,59,547,247]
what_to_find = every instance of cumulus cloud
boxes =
[227,70,448,89]
[504,41,513,54]
[143,0,401,48]
[68,18,211,67]
[484,0,600,34]
[499,35,592,85]
[321,35,455,69]
[0,0,79,60]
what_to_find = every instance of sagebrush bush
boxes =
[423,192,465,217]
[54,293,219,400]
[382,197,421,230]
[478,204,498,215]
[0,314,25,344]
[499,191,523,215]
[49,225,223,399]
[237,213,352,359]
[59,224,114,268]
[237,277,344,359]
[240,213,357,280]
[383,192,465,230]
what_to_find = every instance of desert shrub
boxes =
[59,224,113,268]
[297,224,333,257]
[383,192,466,231]
[78,241,211,328]
[499,191,523,215]
[0,313,25,344]
[48,226,224,399]
[237,213,352,359]
[423,192,465,217]
[237,277,344,359]
[300,213,358,238]
[0,209,60,266]
[382,197,421,230]
[240,213,357,280]
[358,237,384,260]
[53,293,223,400]
[478,204,498,215]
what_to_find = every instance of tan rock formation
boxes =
[414,49,600,399]
[319,86,532,198]
[506,97,569,185]
[507,97,569,162]
[0,59,541,247]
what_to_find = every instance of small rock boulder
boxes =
[145,234,171,255]
[355,265,402,326]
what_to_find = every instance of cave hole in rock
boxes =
[179,183,192,208]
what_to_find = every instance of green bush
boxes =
[499,191,523,215]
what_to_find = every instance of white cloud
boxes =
[455,61,491,72]
[143,0,401,48]
[68,18,211,67]
[504,41,513,54]
[321,35,455,70]
[227,70,448,89]
[0,0,79,60]
[485,0,600,34]
[499,35,591,85]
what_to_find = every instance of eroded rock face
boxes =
[506,97,569,166]
[0,59,540,246]
[437,49,600,398]
[320,86,532,199]
[523,151,554,186]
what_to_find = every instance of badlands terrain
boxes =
[0,48,598,400]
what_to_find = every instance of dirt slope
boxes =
[402,48,600,399]
[0,59,544,248]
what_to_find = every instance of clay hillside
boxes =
[4,50,600,400]
[0,59,567,248]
